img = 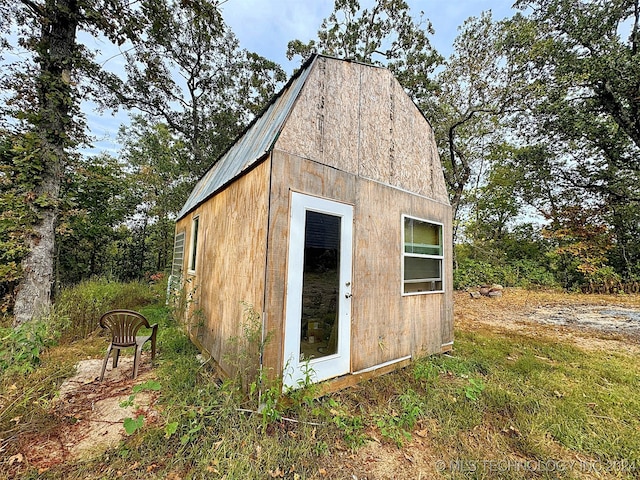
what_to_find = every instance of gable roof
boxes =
[177,55,318,220]
[178,54,448,219]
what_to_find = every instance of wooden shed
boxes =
[171,55,453,391]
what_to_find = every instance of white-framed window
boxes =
[171,230,186,277]
[188,216,199,274]
[402,215,444,295]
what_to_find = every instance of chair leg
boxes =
[133,344,144,379]
[151,335,156,362]
[113,349,120,368]
[100,346,112,381]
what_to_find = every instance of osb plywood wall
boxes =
[175,161,271,378]
[261,152,358,379]
[262,151,452,376]
[350,180,452,370]
[276,56,449,205]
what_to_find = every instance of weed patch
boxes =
[55,277,158,340]
[0,318,59,377]
[4,289,640,479]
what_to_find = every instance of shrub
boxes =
[0,311,67,377]
[453,258,558,290]
[55,277,158,340]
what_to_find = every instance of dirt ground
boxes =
[455,289,640,355]
[12,289,640,478]
[14,354,160,472]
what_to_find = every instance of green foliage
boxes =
[225,302,274,397]
[454,257,558,289]
[2,0,253,321]
[0,134,38,312]
[325,398,367,448]
[163,420,179,438]
[425,12,534,226]
[123,415,145,435]
[0,317,62,378]
[294,358,316,392]
[441,3,640,292]
[1,279,159,380]
[121,380,162,434]
[115,117,191,279]
[1,0,137,323]
[54,277,158,340]
[56,153,134,285]
[374,414,412,447]
[110,1,286,176]
[134,379,161,393]
[287,0,442,97]
[463,378,485,402]
[256,380,283,431]
[504,0,640,285]
[454,217,562,290]
[374,390,424,447]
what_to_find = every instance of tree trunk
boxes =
[13,0,79,326]
[13,194,58,324]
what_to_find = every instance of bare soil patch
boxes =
[318,428,442,480]
[17,354,159,472]
[455,289,640,354]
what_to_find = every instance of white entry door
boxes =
[283,193,353,389]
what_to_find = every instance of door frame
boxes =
[283,192,353,389]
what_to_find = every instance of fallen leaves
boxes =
[502,425,521,437]
[269,468,284,478]
[269,465,298,478]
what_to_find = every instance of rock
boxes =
[469,291,482,299]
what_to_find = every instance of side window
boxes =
[188,216,199,273]
[171,231,186,277]
[402,216,443,294]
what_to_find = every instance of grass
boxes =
[1,287,640,479]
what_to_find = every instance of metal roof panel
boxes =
[177,57,315,219]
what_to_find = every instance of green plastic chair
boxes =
[99,310,158,380]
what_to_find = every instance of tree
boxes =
[286,0,442,98]
[465,157,522,244]
[0,133,35,312]
[103,0,286,177]
[2,0,86,325]
[116,116,191,278]
[56,153,132,285]
[426,12,535,234]
[0,0,198,325]
[513,0,640,149]
[507,0,640,281]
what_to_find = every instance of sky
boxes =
[220,0,517,69]
[87,0,519,155]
